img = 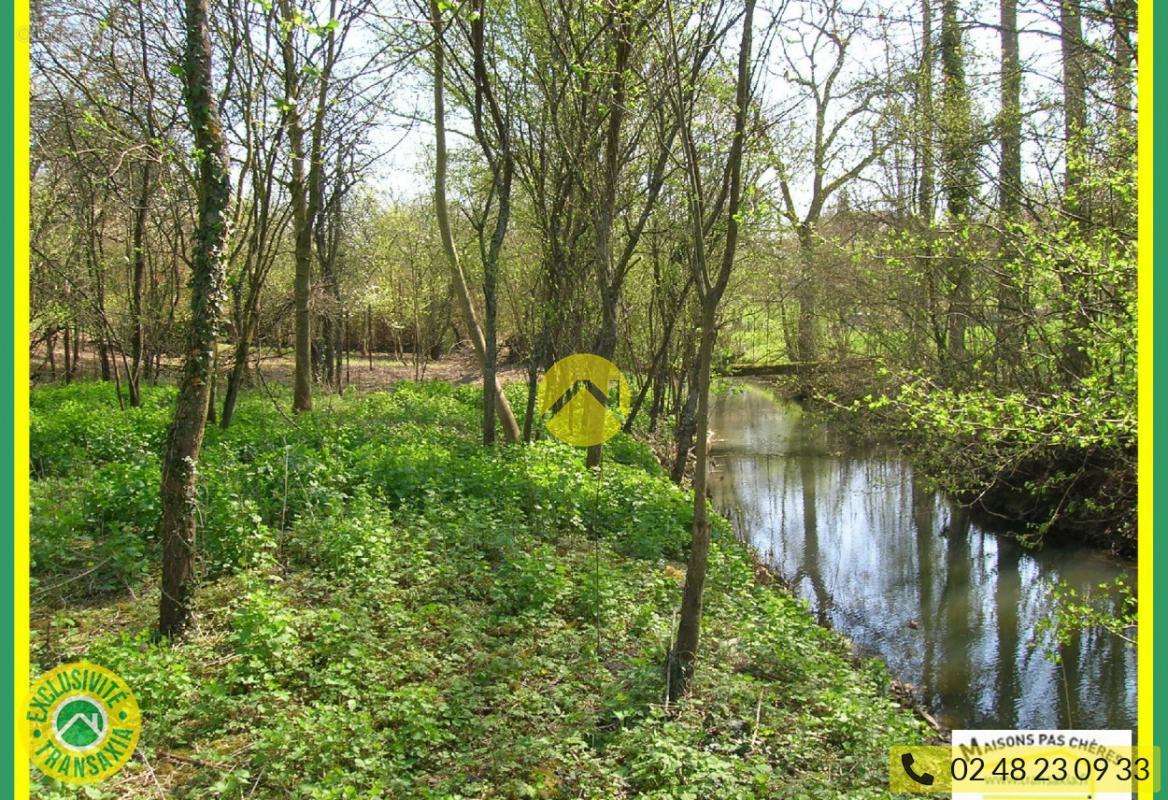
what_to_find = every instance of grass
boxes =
[30,380,925,799]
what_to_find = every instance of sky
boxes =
[356,0,1103,211]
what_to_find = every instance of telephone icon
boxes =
[901,753,936,786]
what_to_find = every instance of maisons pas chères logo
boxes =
[26,661,142,785]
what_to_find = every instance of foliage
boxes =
[1034,576,1137,661]
[776,158,1142,552]
[858,364,1135,550]
[30,382,926,798]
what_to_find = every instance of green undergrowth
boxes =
[30,380,924,799]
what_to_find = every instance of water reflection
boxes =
[708,382,1136,730]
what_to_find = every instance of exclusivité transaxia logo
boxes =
[26,661,141,785]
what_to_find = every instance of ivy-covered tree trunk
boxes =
[1058,0,1091,379]
[158,0,231,638]
[1111,0,1134,144]
[939,0,973,377]
[996,0,1024,376]
[918,0,934,221]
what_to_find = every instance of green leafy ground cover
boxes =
[31,381,925,799]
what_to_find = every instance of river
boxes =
[707,381,1137,731]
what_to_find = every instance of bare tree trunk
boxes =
[220,320,252,429]
[366,303,373,370]
[468,0,515,446]
[341,308,349,392]
[1109,0,1134,237]
[61,276,74,383]
[522,303,550,443]
[670,352,700,484]
[97,341,111,381]
[668,0,754,699]
[522,366,539,442]
[92,242,112,381]
[46,331,57,379]
[998,0,1021,204]
[624,338,667,433]
[794,224,818,393]
[71,321,80,379]
[430,0,520,443]
[322,317,335,386]
[668,305,716,694]
[129,165,151,407]
[158,0,231,638]
[61,324,72,383]
[917,0,940,370]
[647,368,666,433]
[483,309,498,444]
[1060,0,1087,211]
[279,0,312,413]
[108,330,125,409]
[584,2,632,470]
[1111,0,1134,142]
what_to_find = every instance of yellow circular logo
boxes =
[27,661,141,785]
[538,354,630,447]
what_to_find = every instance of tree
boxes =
[915,0,947,373]
[1110,0,1134,142]
[437,0,522,444]
[31,0,190,402]
[430,0,521,442]
[219,0,293,427]
[918,0,934,221]
[1058,0,1090,378]
[1060,0,1087,213]
[667,0,757,699]
[126,0,164,407]
[938,0,976,374]
[773,0,890,374]
[581,0,678,467]
[500,0,679,464]
[279,0,315,413]
[996,0,1024,368]
[158,0,232,638]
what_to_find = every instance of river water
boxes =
[707,381,1136,731]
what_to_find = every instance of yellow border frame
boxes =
[13,0,30,791]
[7,0,1157,797]
[1137,0,1154,796]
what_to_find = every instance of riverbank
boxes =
[707,382,1137,731]
[739,372,1136,556]
[31,381,926,798]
